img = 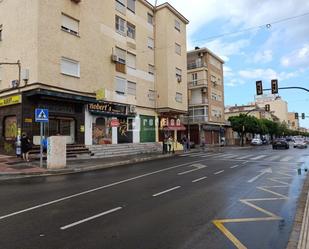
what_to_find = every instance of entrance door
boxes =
[47,117,75,144]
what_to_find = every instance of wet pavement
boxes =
[0,146,308,249]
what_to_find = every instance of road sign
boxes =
[110,119,120,127]
[35,109,49,122]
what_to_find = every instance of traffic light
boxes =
[265,104,270,112]
[295,113,299,120]
[271,79,278,94]
[256,80,263,95]
[302,113,305,119]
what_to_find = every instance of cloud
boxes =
[223,66,233,77]
[225,78,246,87]
[238,68,297,81]
[281,44,309,68]
[253,50,273,63]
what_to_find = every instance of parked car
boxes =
[251,138,262,145]
[293,139,308,149]
[272,139,289,149]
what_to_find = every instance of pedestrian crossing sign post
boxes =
[35,109,49,168]
[35,109,49,123]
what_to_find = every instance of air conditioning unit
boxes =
[129,105,136,114]
[11,80,19,88]
[111,54,118,63]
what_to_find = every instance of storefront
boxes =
[85,101,135,145]
[140,115,156,142]
[159,117,186,142]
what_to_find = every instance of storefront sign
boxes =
[160,118,181,128]
[88,102,127,116]
[24,118,33,123]
[96,88,106,100]
[80,125,85,132]
[110,119,120,127]
[0,95,21,107]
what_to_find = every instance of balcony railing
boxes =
[181,115,209,124]
[189,98,208,106]
[188,79,208,88]
[187,61,207,70]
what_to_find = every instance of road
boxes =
[0,145,308,249]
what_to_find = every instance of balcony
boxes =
[181,115,209,124]
[187,61,207,70]
[189,98,208,106]
[188,79,208,88]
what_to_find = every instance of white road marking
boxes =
[192,176,207,183]
[214,170,224,175]
[221,154,238,159]
[250,155,268,160]
[297,158,305,163]
[280,156,294,162]
[230,165,240,169]
[0,159,205,221]
[152,186,181,197]
[178,163,207,175]
[237,154,254,160]
[267,155,281,161]
[60,207,122,230]
[248,168,273,183]
[188,152,211,157]
[202,153,223,158]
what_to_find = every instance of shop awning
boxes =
[162,125,186,131]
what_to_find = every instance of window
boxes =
[212,108,222,118]
[115,0,126,14]
[0,24,2,41]
[4,116,17,141]
[127,52,136,69]
[115,77,126,94]
[176,68,182,82]
[127,0,135,13]
[148,64,155,75]
[61,57,80,77]
[147,37,154,49]
[115,15,126,35]
[148,90,156,101]
[61,14,79,36]
[115,47,126,64]
[211,90,222,101]
[175,19,180,32]
[175,43,181,55]
[175,92,183,103]
[127,22,136,39]
[147,13,153,25]
[192,73,198,85]
[127,81,136,96]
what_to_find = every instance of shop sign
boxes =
[24,118,33,123]
[0,95,21,107]
[80,125,85,132]
[88,102,127,115]
[96,88,106,101]
[110,119,120,127]
[160,118,181,128]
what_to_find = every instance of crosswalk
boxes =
[179,151,307,163]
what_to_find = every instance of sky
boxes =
[150,0,309,129]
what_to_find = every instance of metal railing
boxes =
[181,115,209,124]
[188,79,208,88]
[187,61,207,70]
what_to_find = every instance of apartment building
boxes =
[255,95,288,124]
[0,0,188,153]
[287,112,300,131]
[186,47,225,145]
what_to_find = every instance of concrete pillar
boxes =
[47,136,66,169]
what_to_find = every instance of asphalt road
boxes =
[0,145,308,249]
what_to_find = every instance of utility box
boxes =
[47,136,66,169]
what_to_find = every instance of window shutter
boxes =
[61,57,80,77]
[61,14,79,34]
[127,53,136,69]
[115,77,126,94]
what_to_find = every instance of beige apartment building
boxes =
[186,47,225,145]
[0,0,188,153]
[255,95,288,124]
[287,112,300,131]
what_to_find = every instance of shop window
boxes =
[4,116,17,141]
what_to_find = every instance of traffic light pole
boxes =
[263,86,309,92]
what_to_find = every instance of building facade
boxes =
[185,47,225,145]
[0,0,188,153]
[287,112,300,131]
[255,95,288,124]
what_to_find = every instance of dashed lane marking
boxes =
[60,207,122,230]
[230,165,240,169]
[249,154,268,160]
[214,170,224,175]
[192,176,207,183]
[152,186,181,197]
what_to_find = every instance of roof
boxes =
[155,2,189,24]
[187,47,225,63]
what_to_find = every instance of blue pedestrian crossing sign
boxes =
[35,109,49,122]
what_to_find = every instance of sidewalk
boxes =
[0,152,179,181]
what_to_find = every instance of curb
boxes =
[0,153,175,181]
[287,172,309,249]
